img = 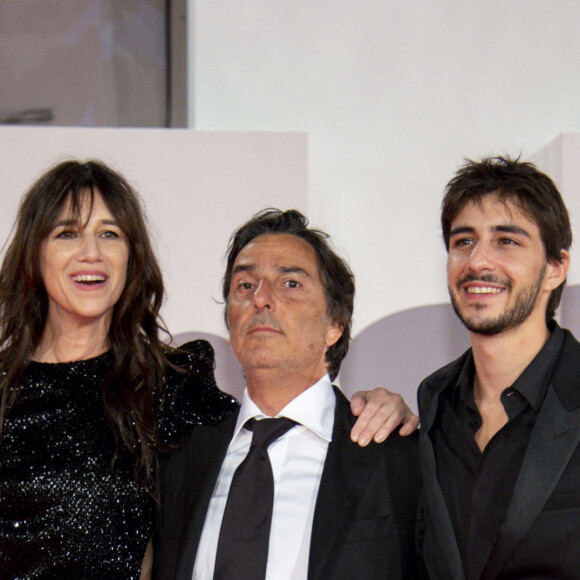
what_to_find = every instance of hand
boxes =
[350,388,419,446]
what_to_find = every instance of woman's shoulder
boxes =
[167,339,217,373]
[157,340,238,442]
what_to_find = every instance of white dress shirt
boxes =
[192,374,336,580]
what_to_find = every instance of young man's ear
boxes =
[545,249,570,291]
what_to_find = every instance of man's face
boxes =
[446,194,553,335]
[227,233,342,382]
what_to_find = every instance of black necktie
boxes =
[213,417,297,580]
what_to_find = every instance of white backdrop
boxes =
[0,127,307,339]
[190,1,580,340]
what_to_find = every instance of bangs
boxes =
[34,172,98,240]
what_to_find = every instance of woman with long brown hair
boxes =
[0,160,237,579]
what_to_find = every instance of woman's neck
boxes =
[33,318,110,363]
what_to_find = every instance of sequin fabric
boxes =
[0,339,238,579]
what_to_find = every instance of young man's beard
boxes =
[449,266,546,336]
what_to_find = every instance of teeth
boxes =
[72,274,106,283]
[466,286,502,294]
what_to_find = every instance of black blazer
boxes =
[417,327,580,580]
[154,387,421,579]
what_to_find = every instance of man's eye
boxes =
[285,280,300,289]
[499,237,518,246]
[452,238,473,247]
[238,282,254,290]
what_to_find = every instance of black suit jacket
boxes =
[417,327,580,580]
[154,387,421,579]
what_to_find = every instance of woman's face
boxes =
[40,191,129,331]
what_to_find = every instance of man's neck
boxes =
[470,316,551,401]
[469,316,551,451]
[245,368,327,416]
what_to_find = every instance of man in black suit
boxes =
[417,156,580,579]
[154,209,421,579]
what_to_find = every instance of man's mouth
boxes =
[249,325,281,333]
[245,314,282,334]
[466,286,502,295]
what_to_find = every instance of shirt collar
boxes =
[512,321,565,411]
[454,321,566,412]
[233,374,335,443]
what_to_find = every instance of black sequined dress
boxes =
[0,340,237,580]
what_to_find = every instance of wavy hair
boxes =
[0,159,169,487]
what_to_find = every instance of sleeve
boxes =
[156,339,239,443]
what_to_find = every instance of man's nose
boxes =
[466,241,494,273]
[253,279,275,311]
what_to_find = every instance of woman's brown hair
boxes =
[0,159,169,487]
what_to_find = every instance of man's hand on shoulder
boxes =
[350,388,419,446]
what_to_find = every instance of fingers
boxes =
[398,413,420,436]
[350,390,367,416]
[349,388,418,446]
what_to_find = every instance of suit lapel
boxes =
[418,360,466,580]
[420,406,466,580]
[175,410,239,580]
[482,385,580,578]
[308,388,385,580]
